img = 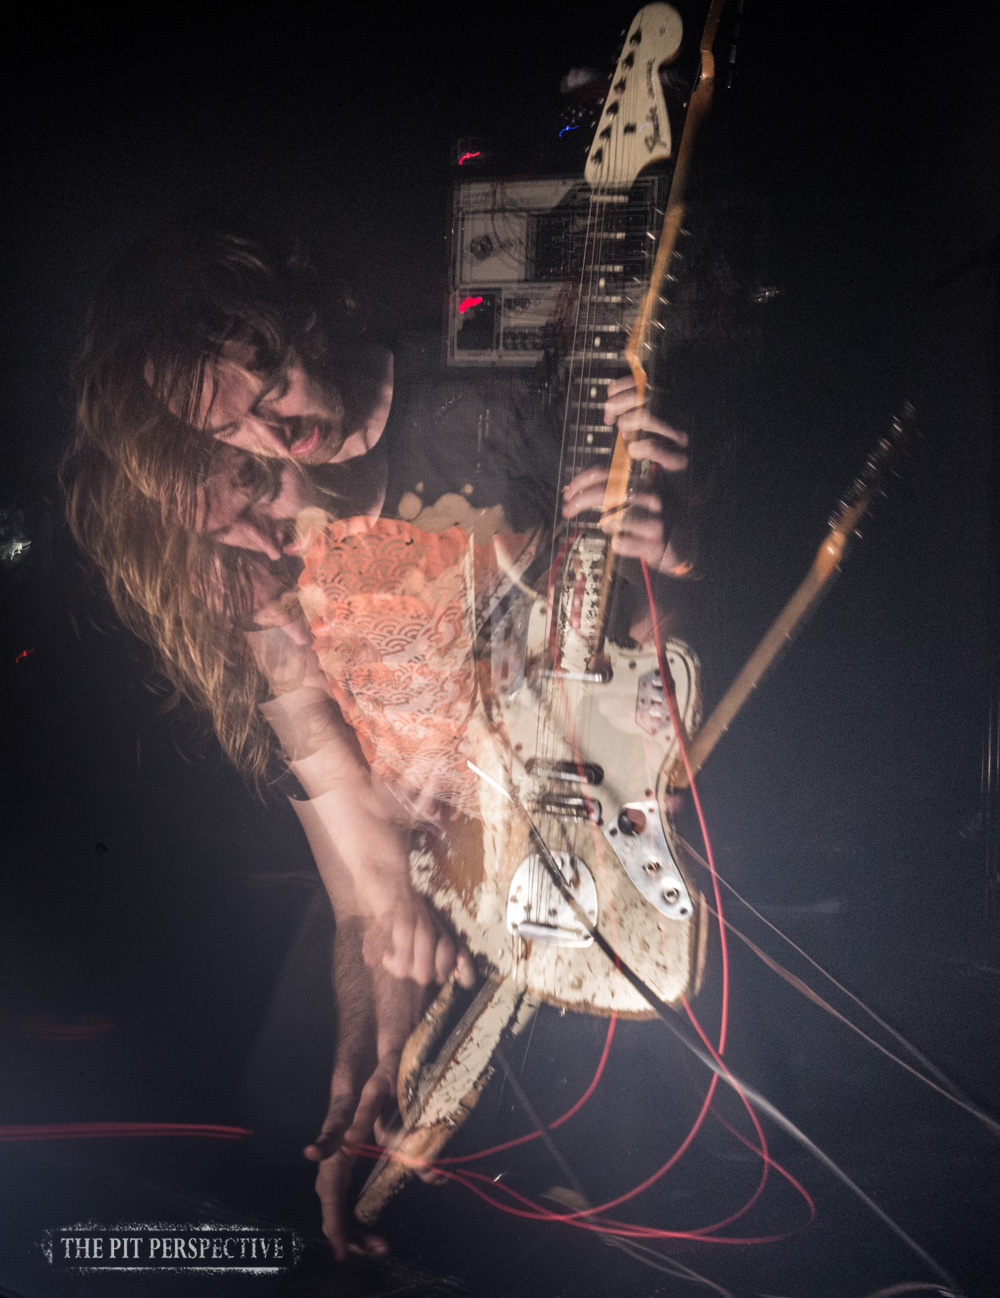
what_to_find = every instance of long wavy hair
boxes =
[63,222,351,788]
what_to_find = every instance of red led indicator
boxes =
[459,296,483,314]
[15,648,35,664]
[457,151,482,166]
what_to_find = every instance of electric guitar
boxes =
[344,2,725,1223]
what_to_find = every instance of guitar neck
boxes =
[667,539,844,788]
[667,405,914,788]
[595,0,727,634]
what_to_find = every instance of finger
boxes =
[347,1231,390,1258]
[347,1072,395,1144]
[600,492,662,522]
[617,407,689,444]
[455,949,477,989]
[613,520,668,548]
[604,376,645,423]
[605,374,637,399]
[615,412,685,443]
[604,511,665,539]
[562,465,609,504]
[304,1136,339,1162]
[434,932,458,984]
[564,483,614,518]
[624,435,689,474]
[374,1116,446,1186]
[610,533,666,560]
[414,1166,449,1187]
[600,512,663,546]
[409,915,436,986]
[382,917,415,982]
[315,1155,389,1262]
[316,1159,355,1262]
[303,1103,353,1161]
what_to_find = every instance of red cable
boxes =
[0,1122,251,1141]
[352,558,814,1245]
[639,559,730,1056]
[434,1011,618,1165]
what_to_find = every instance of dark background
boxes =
[0,2,997,1296]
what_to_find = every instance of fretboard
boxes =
[554,190,661,536]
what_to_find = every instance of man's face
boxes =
[196,442,325,562]
[194,340,357,467]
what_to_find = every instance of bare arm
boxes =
[290,796,424,1259]
[245,622,474,1256]
[249,626,472,986]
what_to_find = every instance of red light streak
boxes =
[15,648,35,663]
[458,296,483,314]
[0,1122,251,1141]
[457,151,482,166]
[24,1014,115,1041]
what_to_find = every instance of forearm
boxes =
[253,626,470,989]
[269,693,412,907]
[307,909,426,1263]
[326,913,378,1102]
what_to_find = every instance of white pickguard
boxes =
[412,581,705,1016]
[502,593,700,848]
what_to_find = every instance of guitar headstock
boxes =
[821,403,916,572]
[584,4,684,191]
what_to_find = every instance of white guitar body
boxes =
[406,0,708,1020]
[499,592,705,1014]
[407,553,705,1018]
[355,2,723,1223]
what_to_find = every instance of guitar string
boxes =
[474,659,961,1289]
[531,150,652,935]
[549,179,617,921]
[529,43,660,936]
[529,177,605,928]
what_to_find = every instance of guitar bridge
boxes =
[506,851,598,948]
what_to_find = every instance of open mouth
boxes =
[288,422,322,458]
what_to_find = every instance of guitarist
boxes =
[64,220,694,1257]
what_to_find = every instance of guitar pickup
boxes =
[510,921,591,946]
[541,660,613,684]
[525,759,604,787]
[526,794,602,823]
